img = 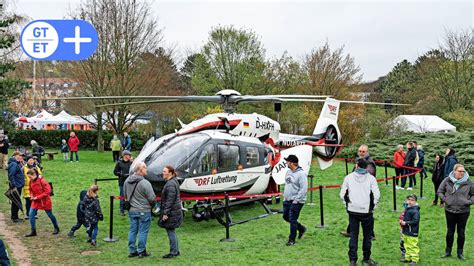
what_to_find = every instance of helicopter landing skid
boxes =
[192,196,278,226]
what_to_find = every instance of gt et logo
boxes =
[20,20,98,61]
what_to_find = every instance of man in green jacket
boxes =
[110,135,122,162]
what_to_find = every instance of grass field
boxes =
[1,151,473,265]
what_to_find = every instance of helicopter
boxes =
[57,89,405,222]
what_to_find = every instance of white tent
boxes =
[394,115,456,133]
[50,111,90,125]
[15,110,54,129]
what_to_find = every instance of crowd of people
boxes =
[331,143,471,265]
[1,131,472,264]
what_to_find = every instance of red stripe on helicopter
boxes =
[177,119,242,135]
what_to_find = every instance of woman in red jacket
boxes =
[393,144,406,190]
[68,131,80,162]
[25,169,59,237]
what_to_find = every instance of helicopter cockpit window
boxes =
[145,134,211,178]
[196,144,217,174]
[246,146,259,166]
[218,145,240,171]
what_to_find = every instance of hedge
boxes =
[8,130,152,151]
[340,131,474,174]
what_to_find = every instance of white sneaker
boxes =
[407,187,413,191]
[396,186,401,190]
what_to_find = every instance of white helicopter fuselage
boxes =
[134,98,342,196]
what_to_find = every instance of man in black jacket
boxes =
[402,142,417,190]
[114,150,132,216]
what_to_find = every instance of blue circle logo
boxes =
[20,20,98,61]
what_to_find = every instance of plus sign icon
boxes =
[21,20,98,60]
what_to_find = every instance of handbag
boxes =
[123,180,141,211]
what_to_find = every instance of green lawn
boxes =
[1,151,472,265]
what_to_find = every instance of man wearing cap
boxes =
[340,158,380,266]
[114,150,133,216]
[282,154,308,246]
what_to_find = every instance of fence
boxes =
[98,159,422,242]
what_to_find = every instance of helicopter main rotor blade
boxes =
[94,99,181,108]
[273,98,410,106]
[50,95,223,102]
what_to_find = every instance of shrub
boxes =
[8,130,152,151]
[340,131,474,174]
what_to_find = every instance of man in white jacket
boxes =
[340,159,380,266]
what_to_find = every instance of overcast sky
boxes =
[11,0,474,81]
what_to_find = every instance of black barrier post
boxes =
[220,193,235,242]
[391,176,398,212]
[315,186,328,229]
[307,175,315,206]
[104,196,118,242]
[384,161,389,186]
[345,158,349,175]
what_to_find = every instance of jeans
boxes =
[70,151,79,161]
[70,220,86,233]
[166,228,179,255]
[29,208,58,230]
[119,185,124,213]
[348,212,373,262]
[112,151,120,162]
[128,212,151,254]
[445,211,470,250]
[62,152,68,161]
[282,201,305,241]
[25,197,31,218]
[87,223,99,241]
[395,168,403,186]
[11,188,22,220]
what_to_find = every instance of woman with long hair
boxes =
[159,165,183,259]
[431,154,445,206]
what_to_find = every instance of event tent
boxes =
[394,115,456,133]
[15,110,91,130]
[50,111,90,125]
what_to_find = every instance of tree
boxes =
[264,52,307,133]
[0,14,30,129]
[417,29,473,112]
[303,42,362,98]
[301,42,362,135]
[379,59,417,105]
[192,25,266,96]
[67,0,173,151]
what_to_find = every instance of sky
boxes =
[10,0,474,82]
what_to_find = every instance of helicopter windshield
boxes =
[145,133,211,180]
